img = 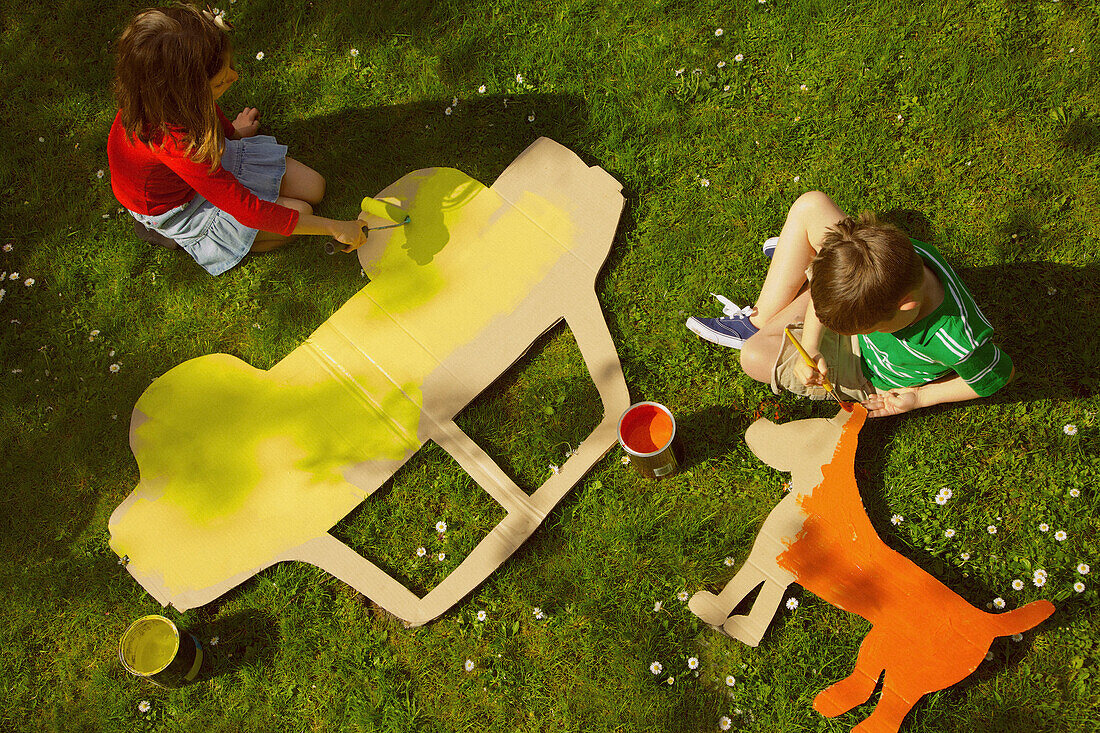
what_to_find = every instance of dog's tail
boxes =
[985,599,1056,638]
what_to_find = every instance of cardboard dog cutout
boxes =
[689,405,1054,733]
[109,138,630,627]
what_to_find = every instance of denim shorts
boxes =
[127,135,288,276]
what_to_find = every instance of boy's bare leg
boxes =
[251,196,313,252]
[740,192,848,382]
[750,191,848,327]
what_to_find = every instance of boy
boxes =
[686,191,1014,417]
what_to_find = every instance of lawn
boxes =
[1,0,1098,731]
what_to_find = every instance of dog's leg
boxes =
[813,632,885,718]
[720,577,788,647]
[851,679,916,733]
[689,563,770,627]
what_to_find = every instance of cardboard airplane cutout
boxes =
[109,138,630,627]
[689,405,1055,733]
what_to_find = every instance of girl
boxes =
[107,5,366,275]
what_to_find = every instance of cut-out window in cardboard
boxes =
[690,405,1055,733]
[109,138,630,627]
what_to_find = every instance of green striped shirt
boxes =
[858,240,1013,397]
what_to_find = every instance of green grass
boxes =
[2,0,1098,730]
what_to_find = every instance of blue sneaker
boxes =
[762,236,779,259]
[685,295,760,349]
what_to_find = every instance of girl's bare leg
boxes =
[251,196,313,252]
[281,157,326,205]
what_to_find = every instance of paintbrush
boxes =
[326,198,411,254]
[783,327,851,411]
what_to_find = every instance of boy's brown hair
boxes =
[113,5,232,172]
[809,212,923,335]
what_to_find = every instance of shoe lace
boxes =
[710,293,753,318]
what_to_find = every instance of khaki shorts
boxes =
[771,324,874,402]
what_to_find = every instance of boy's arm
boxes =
[796,295,830,386]
[863,365,1016,418]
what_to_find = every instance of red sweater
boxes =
[107,106,299,236]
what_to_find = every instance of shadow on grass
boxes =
[185,609,279,685]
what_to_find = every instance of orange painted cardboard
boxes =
[689,405,1054,733]
[109,138,630,626]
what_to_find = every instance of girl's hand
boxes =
[794,353,829,388]
[232,107,261,138]
[863,387,921,418]
[334,220,369,252]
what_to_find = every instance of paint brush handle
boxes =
[784,327,835,392]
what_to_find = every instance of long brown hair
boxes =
[113,5,232,172]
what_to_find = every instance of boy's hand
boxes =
[794,353,829,388]
[863,387,921,418]
[334,220,369,252]
[232,107,261,138]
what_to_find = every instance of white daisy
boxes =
[549,464,560,475]
[1012,633,1023,642]
[23,278,33,287]
[255,51,264,60]
[799,83,808,91]
[435,520,447,533]
[961,552,970,561]
[793,175,801,182]
[988,526,997,535]
[650,661,663,675]
[416,546,426,557]
[1039,523,1050,532]
[464,659,475,672]
[478,84,486,94]
[1069,488,1080,498]
[445,107,452,115]
[350,48,359,57]
[944,529,956,538]
[109,363,121,373]
[735,54,744,62]
[993,597,1005,609]
[785,597,798,610]
[9,272,18,280]
[1033,569,1047,587]
[2,243,11,252]
[700,178,710,187]
[477,610,486,622]
[890,514,903,525]
[1055,530,1068,542]
[96,170,104,179]
[515,73,524,84]
[621,455,631,465]
[1063,424,1078,436]
[1011,579,1024,590]
[688,657,699,669]
[725,675,736,687]
[437,552,446,561]
[717,61,726,69]
[1074,581,1085,593]
[1078,563,1090,575]
[719,716,732,730]
[939,488,953,500]
[677,591,689,602]
[724,556,735,567]
[653,601,663,612]
[935,494,949,505]
[138,700,151,713]
[666,676,675,685]
[527,114,535,122]
[714,28,724,36]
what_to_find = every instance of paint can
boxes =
[119,615,204,688]
[617,401,679,478]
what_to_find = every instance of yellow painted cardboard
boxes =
[109,138,629,626]
[689,405,1054,733]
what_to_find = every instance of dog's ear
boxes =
[745,415,845,474]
